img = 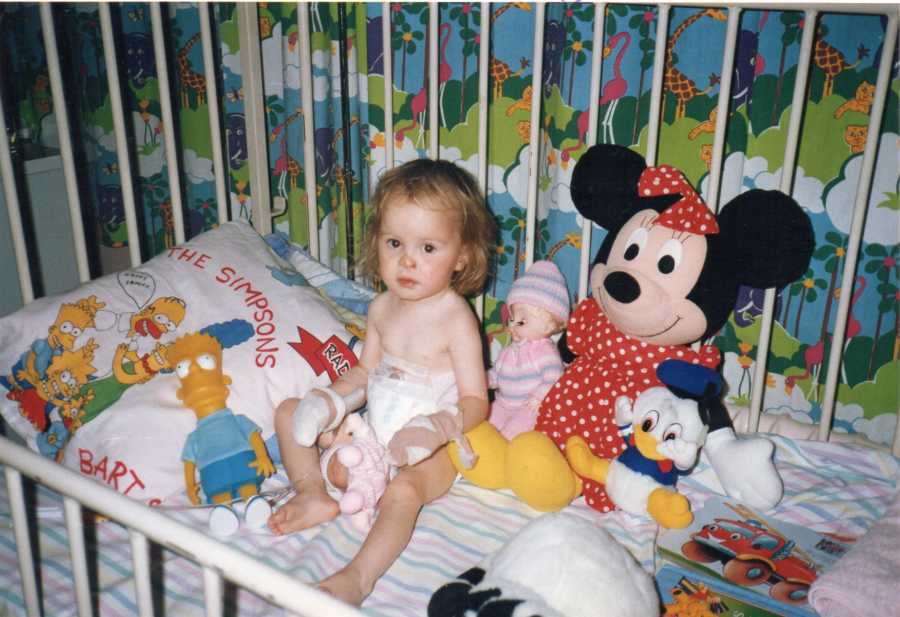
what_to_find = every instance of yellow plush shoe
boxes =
[647,487,693,529]
[449,421,510,489]
[506,431,581,512]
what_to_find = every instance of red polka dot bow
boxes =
[637,165,719,235]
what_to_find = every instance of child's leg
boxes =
[318,448,456,606]
[267,397,339,535]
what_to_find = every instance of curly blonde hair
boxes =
[361,159,495,297]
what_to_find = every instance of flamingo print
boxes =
[561,110,590,168]
[395,85,427,148]
[599,31,630,145]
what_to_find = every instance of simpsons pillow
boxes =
[0,221,364,505]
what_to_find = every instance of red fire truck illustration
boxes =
[680,504,818,605]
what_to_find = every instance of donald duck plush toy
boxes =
[567,359,722,528]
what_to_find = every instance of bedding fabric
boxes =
[1,435,896,617]
[0,222,364,504]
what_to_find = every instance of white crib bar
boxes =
[237,3,272,234]
[523,3,546,269]
[199,4,230,225]
[474,1,491,320]
[63,496,94,617]
[130,530,154,616]
[204,566,224,616]
[0,72,35,305]
[298,3,320,260]
[578,3,607,301]
[644,3,670,167]
[99,3,143,268]
[5,467,40,617]
[429,4,439,159]
[39,4,91,284]
[704,7,741,214]
[748,9,818,434]
[382,2,395,170]
[820,14,899,447]
[0,435,366,617]
[150,3,187,246]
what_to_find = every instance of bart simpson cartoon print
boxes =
[2,295,104,392]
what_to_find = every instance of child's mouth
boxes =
[397,277,416,288]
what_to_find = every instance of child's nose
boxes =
[400,252,415,268]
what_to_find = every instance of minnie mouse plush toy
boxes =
[451,144,814,517]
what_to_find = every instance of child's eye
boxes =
[423,244,436,254]
[386,238,400,248]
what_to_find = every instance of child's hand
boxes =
[292,389,337,446]
[386,409,464,467]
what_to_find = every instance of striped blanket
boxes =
[2,436,897,617]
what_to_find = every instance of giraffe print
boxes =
[177,33,206,108]
[664,9,727,120]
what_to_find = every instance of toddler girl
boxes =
[267,158,494,606]
[488,260,569,439]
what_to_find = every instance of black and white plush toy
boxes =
[427,513,659,617]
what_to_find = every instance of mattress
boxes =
[1,435,897,617]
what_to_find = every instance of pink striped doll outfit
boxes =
[489,261,570,440]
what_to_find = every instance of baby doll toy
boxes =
[319,413,390,530]
[451,144,814,516]
[169,332,275,536]
[567,359,722,529]
[488,260,569,439]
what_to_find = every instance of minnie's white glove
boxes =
[704,428,783,510]
[291,388,347,447]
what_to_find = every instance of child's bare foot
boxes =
[318,566,372,607]
[267,488,339,535]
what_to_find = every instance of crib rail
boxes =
[0,434,365,617]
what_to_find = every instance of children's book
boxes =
[658,564,788,617]
[656,496,854,617]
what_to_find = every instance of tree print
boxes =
[791,267,827,337]
[499,207,528,280]
[815,231,847,342]
[450,3,480,122]
[863,243,898,376]
[391,4,424,92]
[562,4,593,106]
[772,12,802,126]
[628,7,657,145]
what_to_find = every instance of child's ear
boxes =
[455,250,468,272]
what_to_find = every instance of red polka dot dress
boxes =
[535,298,721,514]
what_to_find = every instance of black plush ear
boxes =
[714,189,815,289]
[570,144,647,229]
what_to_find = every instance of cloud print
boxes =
[184,149,214,184]
[825,132,898,246]
[221,42,242,76]
[706,152,825,214]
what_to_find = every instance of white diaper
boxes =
[365,353,459,446]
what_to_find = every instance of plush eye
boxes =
[60,370,75,386]
[663,423,683,441]
[657,239,682,274]
[70,326,83,338]
[622,227,648,261]
[59,321,73,334]
[175,359,191,378]
[641,410,659,432]
[197,354,217,370]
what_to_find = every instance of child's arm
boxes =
[291,298,382,446]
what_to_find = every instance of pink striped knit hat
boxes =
[506,260,570,324]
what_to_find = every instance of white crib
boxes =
[0,2,897,616]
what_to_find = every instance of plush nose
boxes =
[604,271,640,304]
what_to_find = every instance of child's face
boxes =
[377,200,465,302]
[507,304,555,343]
